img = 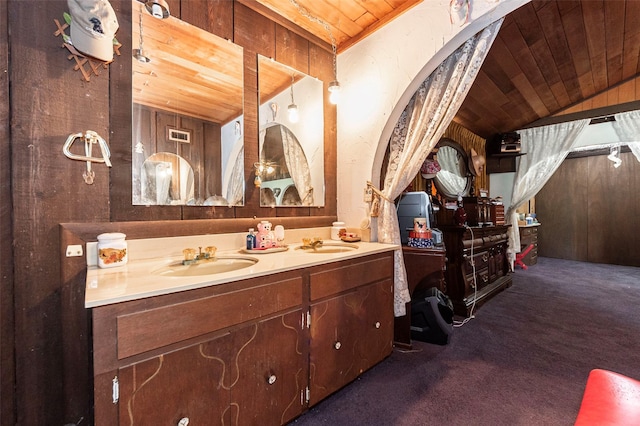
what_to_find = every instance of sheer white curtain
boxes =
[280,126,314,205]
[225,145,245,206]
[506,120,589,265]
[612,110,640,162]
[378,19,503,316]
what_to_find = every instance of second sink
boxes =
[297,242,359,254]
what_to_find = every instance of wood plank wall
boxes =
[4,0,336,424]
[537,151,640,266]
[0,0,14,423]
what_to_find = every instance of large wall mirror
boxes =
[257,55,324,207]
[131,1,245,206]
[433,138,472,199]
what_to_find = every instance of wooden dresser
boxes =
[440,225,512,316]
[394,246,447,349]
[519,225,539,266]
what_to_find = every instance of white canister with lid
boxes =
[97,232,128,268]
[331,221,346,241]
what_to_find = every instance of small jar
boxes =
[331,221,346,241]
[97,232,128,268]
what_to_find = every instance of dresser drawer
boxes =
[465,268,489,295]
[463,250,490,275]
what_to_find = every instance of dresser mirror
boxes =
[433,138,471,199]
[131,1,245,206]
[257,55,324,206]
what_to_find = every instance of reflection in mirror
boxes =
[433,138,471,199]
[257,55,324,206]
[131,1,244,206]
[141,152,194,205]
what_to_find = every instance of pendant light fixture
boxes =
[144,0,170,19]
[288,73,299,123]
[132,5,151,63]
[289,0,341,104]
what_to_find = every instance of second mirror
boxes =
[257,55,324,207]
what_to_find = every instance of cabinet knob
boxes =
[178,418,189,426]
[481,253,489,262]
[267,374,277,385]
[375,321,381,329]
[334,341,342,350]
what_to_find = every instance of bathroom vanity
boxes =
[86,236,396,425]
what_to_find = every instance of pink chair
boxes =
[514,244,534,270]
[575,369,640,425]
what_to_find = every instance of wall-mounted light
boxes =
[289,0,341,104]
[254,161,277,187]
[288,73,299,123]
[144,0,170,19]
[133,5,151,63]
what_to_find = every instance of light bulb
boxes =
[288,104,299,123]
[151,3,163,18]
[328,80,341,105]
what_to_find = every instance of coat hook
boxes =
[63,130,112,184]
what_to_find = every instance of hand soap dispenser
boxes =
[246,228,256,250]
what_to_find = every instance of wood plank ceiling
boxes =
[455,0,640,139]
[256,0,640,140]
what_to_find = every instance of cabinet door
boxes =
[231,310,306,426]
[118,336,231,425]
[117,310,305,426]
[308,281,393,405]
[308,291,362,405]
[354,279,394,374]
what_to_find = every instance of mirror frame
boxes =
[433,138,472,199]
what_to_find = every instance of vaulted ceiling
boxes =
[253,0,640,140]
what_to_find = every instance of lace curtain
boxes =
[225,145,245,206]
[506,120,588,265]
[612,110,640,162]
[280,125,314,205]
[378,19,503,316]
[260,123,314,205]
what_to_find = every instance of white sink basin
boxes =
[296,242,359,254]
[152,256,258,277]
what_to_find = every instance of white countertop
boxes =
[85,228,399,308]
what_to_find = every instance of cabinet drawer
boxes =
[465,268,489,295]
[310,253,393,301]
[463,251,490,275]
[116,276,303,359]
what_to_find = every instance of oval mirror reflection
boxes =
[141,152,194,205]
[433,139,471,199]
[259,123,312,206]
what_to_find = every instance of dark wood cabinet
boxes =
[394,246,446,349]
[117,310,305,425]
[91,252,394,425]
[519,225,539,266]
[308,255,394,405]
[440,225,512,316]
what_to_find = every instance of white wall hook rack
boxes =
[63,130,112,184]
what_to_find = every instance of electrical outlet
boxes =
[364,187,373,202]
[66,244,83,257]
